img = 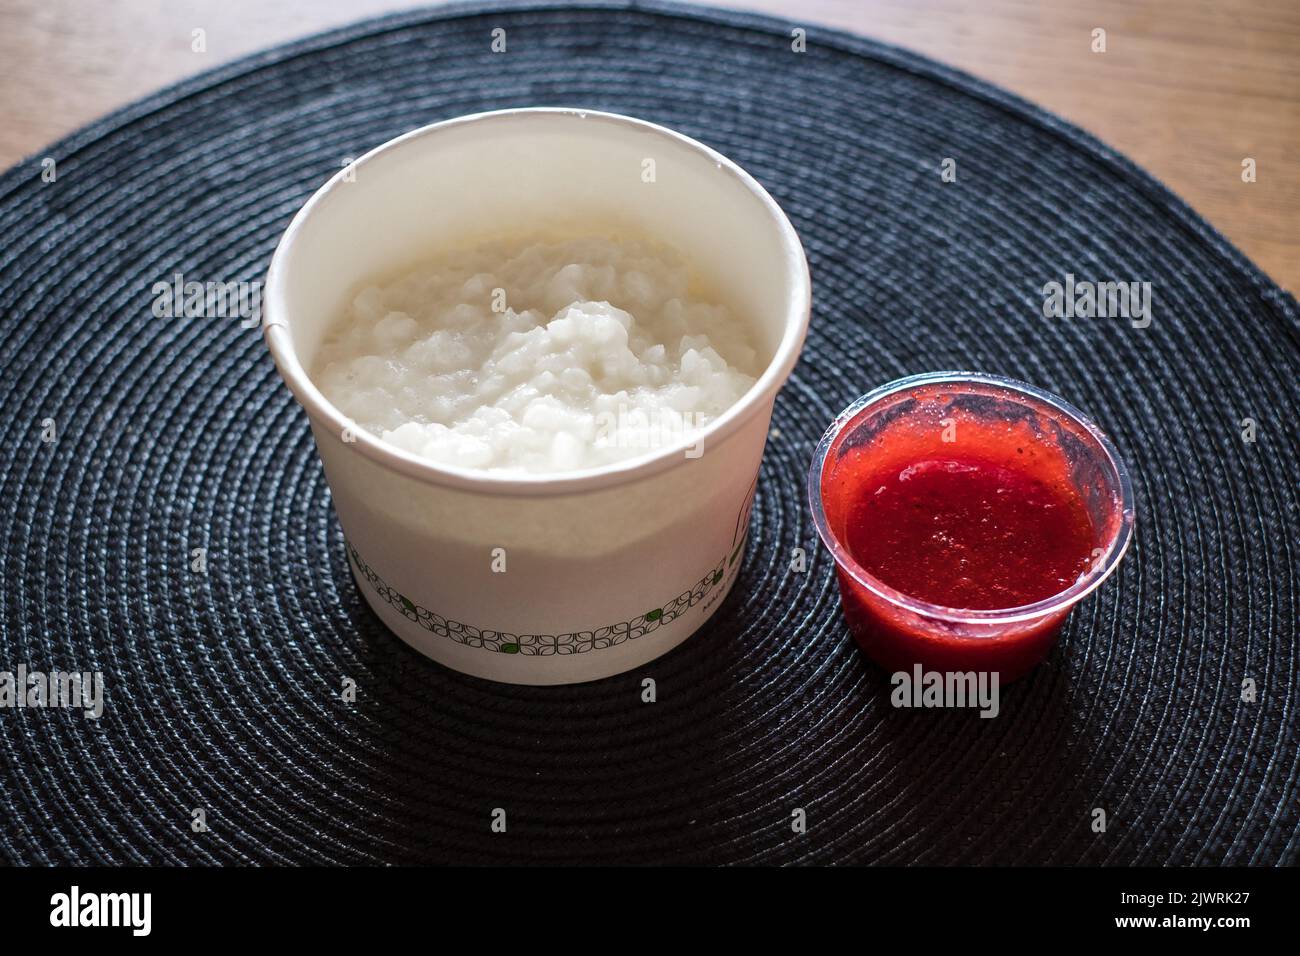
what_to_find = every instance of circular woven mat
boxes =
[1,1,1297,865]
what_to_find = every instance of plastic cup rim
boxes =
[806,370,1136,626]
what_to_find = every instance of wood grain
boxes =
[1,0,1296,290]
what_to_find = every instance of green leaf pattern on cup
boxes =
[347,541,737,656]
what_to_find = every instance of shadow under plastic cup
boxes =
[808,372,1135,683]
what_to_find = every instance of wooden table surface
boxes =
[2,0,1296,291]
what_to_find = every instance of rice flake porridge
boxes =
[313,237,759,473]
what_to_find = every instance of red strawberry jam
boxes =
[843,456,1096,611]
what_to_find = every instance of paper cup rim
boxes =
[263,107,811,497]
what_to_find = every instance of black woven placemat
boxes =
[1,1,1297,865]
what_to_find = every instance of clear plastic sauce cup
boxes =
[808,372,1135,683]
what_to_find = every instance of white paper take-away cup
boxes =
[263,108,811,684]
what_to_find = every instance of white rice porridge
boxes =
[313,237,759,473]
